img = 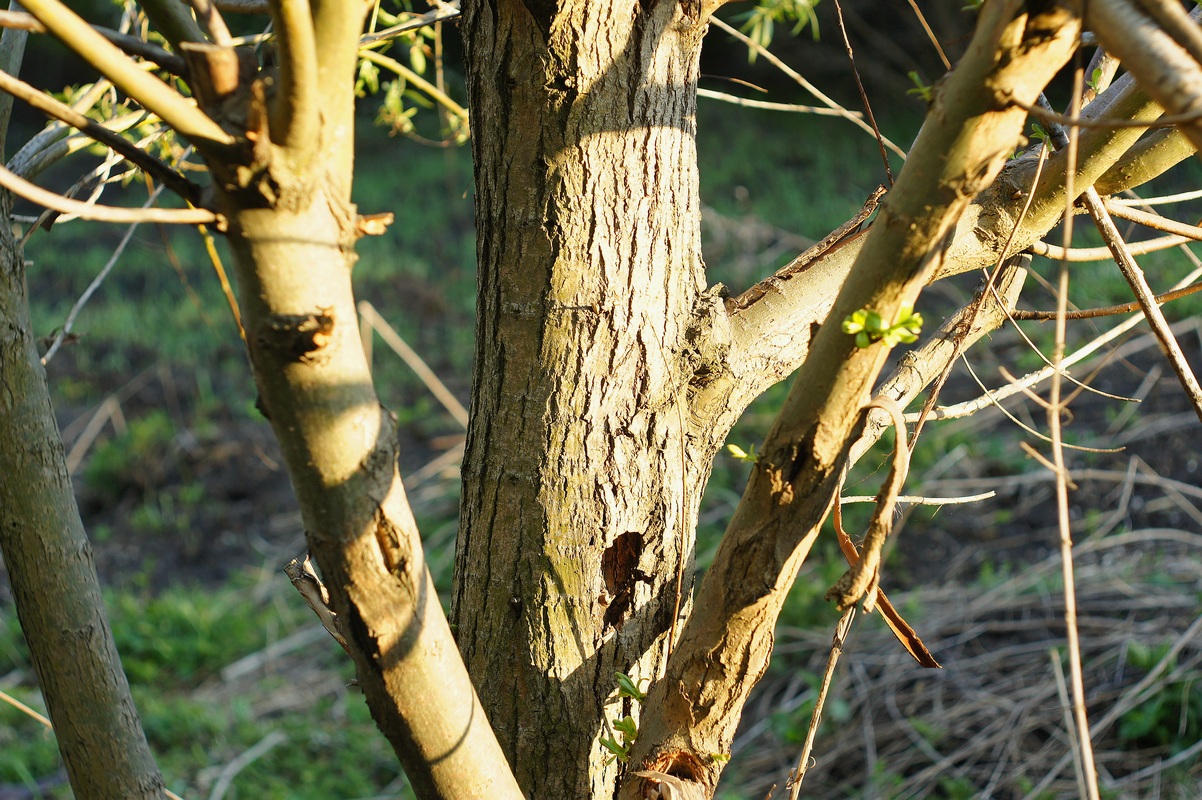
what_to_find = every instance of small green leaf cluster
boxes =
[725,443,759,464]
[841,304,923,349]
[600,672,648,763]
[906,72,933,103]
[734,0,820,62]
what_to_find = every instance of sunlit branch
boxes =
[0,10,187,73]
[137,0,206,47]
[0,69,199,202]
[184,0,233,46]
[361,2,462,46]
[1103,198,1202,240]
[697,88,860,117]
[709,15,907,159]
[1012,280,1202,320]
[1087,0,1202,156]
[267,0,318,154]
[1030,234,1189,261]
[0,161,219,225]
[359,48,469,122]
[20,0,234,149]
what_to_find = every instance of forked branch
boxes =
[624,4,1081,796]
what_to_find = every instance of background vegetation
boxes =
[3,2,1201,797]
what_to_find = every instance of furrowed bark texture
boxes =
[623,4,1080,796]
[198,5,520,798]
[0,191,166,798]
[454,0,718,794]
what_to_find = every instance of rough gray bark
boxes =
[453,0,724,794]
[0,191,166,798]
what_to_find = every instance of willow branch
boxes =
[20,0,234,149]
[0,10,187,73]
[1102,199,1202,240]
[0,70,199,202]
[625,5,1080,796]
[267,0,318,155]
[1012,279,1202,320]
[0,162,218,224]
[1081,190,1202,422]
[359,48,469,122]
[1087,0,1202,156]
[1030,234,1189,261]
[136,0,205,48]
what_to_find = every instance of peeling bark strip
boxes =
[622,4,1081,797]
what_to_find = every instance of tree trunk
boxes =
[454,0,717,794]
[0,191,166,798]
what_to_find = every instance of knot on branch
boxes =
[255,309,335,363]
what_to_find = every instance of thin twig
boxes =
[831,0,892,185]
[1030,234,1189,261]
[207,730,287,800]
[905,0,950,69]
[0,10,187,73]
[359,48,468,122]
[1082,193,1202,422]
[42,184,165,364]
[789,606,856,800]
[709,16,906,159]
[1012,279,1202,320]
[357,301,469,427]
[697,88,861,117]
[1012,94,1190,128]
[21,0,234,148]
[0,159,218,224]
[1044,70,1103,800]
[1109,187,1202,206]
[0,67,200,202]
[826,397,910,613]
[838,491,994,505]
[1102,198,1202,241]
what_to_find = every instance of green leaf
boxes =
[614,672,646,701]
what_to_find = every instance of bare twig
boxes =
[0,68,200,202]
[709,16,907,159]
[357,301,469,427]
[1081,192,1202,422]
[697,88,861,117]
[1044,71,1103,800]
[1102,198,1202,241]
[0,159,218,225]
[1012,279,1202,320]
[42,184,165,364]
[1030,234,1189,261]
[831,0,892,185]
[825,397,909,613]
[0,10,186,73]
[838,491,994,505]
[358,48,469,122]
[207,730,287,800]
[904,0,950,69]
[788,607,856,800]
